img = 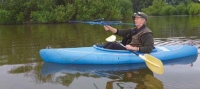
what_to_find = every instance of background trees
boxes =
[142,0,200,15]
[0,0,199,24]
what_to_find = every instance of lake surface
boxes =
[0,16,200,89]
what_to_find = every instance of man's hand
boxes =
[125,45,139,51]
[103,25,117,33]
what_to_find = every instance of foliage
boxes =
[30,3,75,23]
[132,0,153,12]
[73,0,131,20]
[73,0,105,20]
[176,3,188,15]
[0,9,12,24]
[54,4,75,22]
[30,11,54,23]
[120,0,134,18]
[0,0,200,24]
[0,0,26,24]
[187,3,200,15]
[160,5,176,15]
[142,0,200,16]
[142,0,166,15]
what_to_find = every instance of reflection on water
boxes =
[41,63,159,89]
[39,55,197,89]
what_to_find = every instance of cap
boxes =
[132,12,148,21]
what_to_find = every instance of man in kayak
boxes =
[103,12,154,53]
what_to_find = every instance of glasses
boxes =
[134,12,143,15]
[132,12,145,19]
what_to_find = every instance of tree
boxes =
[132,0,153,12]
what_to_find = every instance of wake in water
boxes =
[154,36,200,54]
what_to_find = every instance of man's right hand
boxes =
[103,25,117,33]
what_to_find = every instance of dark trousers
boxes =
[103,42,126,50]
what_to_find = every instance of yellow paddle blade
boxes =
[105,35,116,42]
[144,54,164,74]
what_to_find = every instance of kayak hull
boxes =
[39,45,198,64]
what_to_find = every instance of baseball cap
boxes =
[132,12,148,21]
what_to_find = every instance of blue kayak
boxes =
[39,45,198,64]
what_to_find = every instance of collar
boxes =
[135,24,146,33]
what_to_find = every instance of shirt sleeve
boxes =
[115,28,134,38]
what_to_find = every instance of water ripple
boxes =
[154,36,200,51]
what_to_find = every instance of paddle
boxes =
[69,20,122,25]
[106,35,164,74]
[69,18,135,26]
[69,18,104,23]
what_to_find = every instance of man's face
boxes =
[134,16,145,25]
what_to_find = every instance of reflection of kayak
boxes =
[41,55,197,76]
[41,63,147,76]
[39,45,198,64]
[161,55,197,65]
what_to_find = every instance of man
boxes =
[103,12,154,53]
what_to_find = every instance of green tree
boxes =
[187,3,200,15]
[142,0,166,15]
[0,0,200,24]
[176,3,187,15]
[132,0,153,12]
[120,0,133,18]
[0,0,26,24]
[161,5,176,15]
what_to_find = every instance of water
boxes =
[0,16,200,89]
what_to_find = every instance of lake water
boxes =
[0,16,200,89]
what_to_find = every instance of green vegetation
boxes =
[0,0,199,24]
[142,0,200,15]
